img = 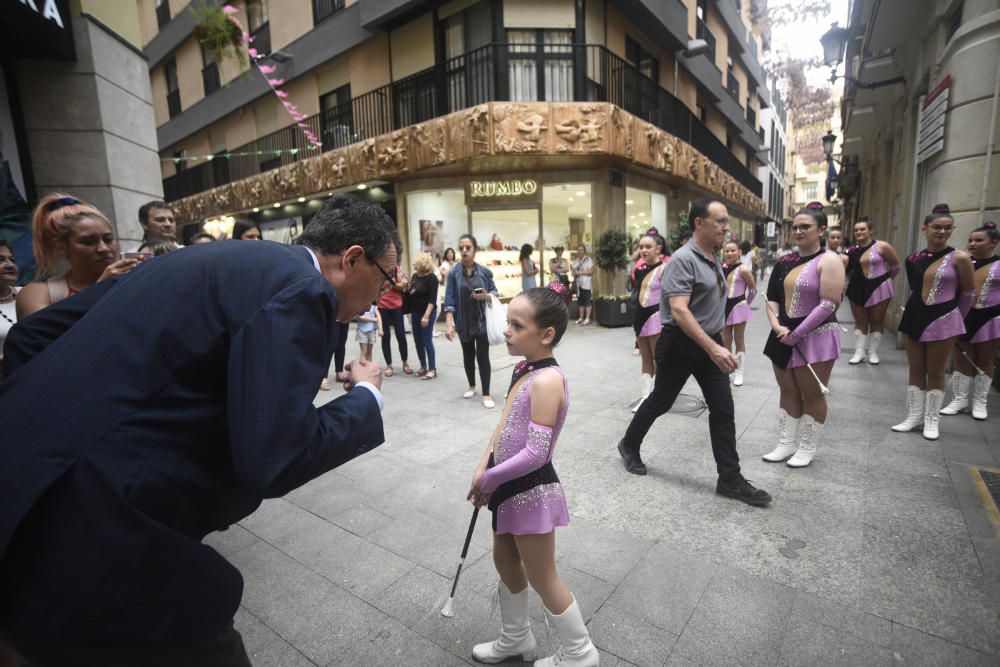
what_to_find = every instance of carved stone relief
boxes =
[610,106,634,160]
[412,119,448,170]
[552,103,607,153]
[493,103,550,153]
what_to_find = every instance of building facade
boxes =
[757,80,792,247]
[836,0,1000,329]
[143,0,771,296]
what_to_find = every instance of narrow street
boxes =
[211,302,1000,666]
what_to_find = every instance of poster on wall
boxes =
[419,219,444,258]
[261,217,302,244]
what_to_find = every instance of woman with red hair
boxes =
[16,194,139,319]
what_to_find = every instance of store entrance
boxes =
[471,207,542,300]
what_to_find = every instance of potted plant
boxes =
[191,2,248,68]
[593,229,635,327]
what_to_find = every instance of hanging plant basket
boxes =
[191,2,247,68]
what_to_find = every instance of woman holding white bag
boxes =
[445,233,500,409]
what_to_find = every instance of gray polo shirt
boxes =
[660,242,726,336]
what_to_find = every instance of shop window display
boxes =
[625,187,667,241]
[406,190,467,265]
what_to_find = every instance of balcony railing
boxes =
[726,72,740,100]
[746,106,756,130]
[202,63,220,95]
[313,0,345,25]
[250,23,270,58]
[167,89,181,119]
[156,1,170,29]
[696,19,717,67]
[163,43,762,202]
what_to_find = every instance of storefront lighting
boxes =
[630,215,636,219]
[576,191,586,197]
[273,202,280,208]
[568,197,574,202]
[252,207,259,213]
[639,212,646,217]
[327,192,333,196]
[626,200,634,205]
[587,213,593,218]
[357,184,367,190]
[298,197,305,203]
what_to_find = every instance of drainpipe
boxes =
[980,59,1000,220]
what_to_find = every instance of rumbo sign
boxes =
[469,179,539,198]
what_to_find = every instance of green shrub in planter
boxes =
[594,294,635,327]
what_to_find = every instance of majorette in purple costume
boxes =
[845,241,895,308]
[763,250,842,370]
[723,262,755,326]
[963,254,1000,344]
[479,361,570,535]
[897,247,967,342]
[634,260,667,337]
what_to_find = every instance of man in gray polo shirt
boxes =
[617,197,772,507]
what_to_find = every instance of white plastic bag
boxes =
[484,294,507,346]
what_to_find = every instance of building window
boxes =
[440,1,494,111]
[726,134,733,150]
[165,60,181,119]
[696,103,706,123]
[313,0,345,25]
[173,150,186,173]
[945,1,964,42]
[506,29,574,102]
[201,43,220,96]
[247,0,270,56]
[625,36,659,82]
[156,0,170,29]
[803,184,817,201]
[319,84,353,149]
[726,64,739,100]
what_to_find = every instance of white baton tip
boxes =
[441,598,455,617]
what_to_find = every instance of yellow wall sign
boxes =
[469,179,538,198]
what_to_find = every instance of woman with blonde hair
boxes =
[17,194,138,319]
[408,251,440,379]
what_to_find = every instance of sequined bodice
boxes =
[867,243,888,279]
[922,250,959,306]
[784,253,823,318]
[495,369,568,465]
[638,263,664,308]
[726,265,747,300]
[973,256,1000,309]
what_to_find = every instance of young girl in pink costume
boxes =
[468,282,599,667]
[721,240,756,386]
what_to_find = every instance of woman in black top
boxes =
[409,252,441,379]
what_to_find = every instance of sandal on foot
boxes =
[403,363,413,374]
[384,367,394,377]
[423,370,437,380]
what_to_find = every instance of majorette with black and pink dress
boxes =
[844,216,901,365]
[940,221,1000,421]
[762,203,845,468]
[721,240,756,387]
[891,204,976,440]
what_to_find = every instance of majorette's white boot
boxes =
[763,408,800,462]
[848,329,867,364]
[922,390,945,440]
[733,351,746,386]
[632,373,653,413]
[787,414,821,467]
[971,374,991,421]
[868,331,883,365]
[940,373,971,415]
[472,582,537,664]
[891,386,925,432]
[534,597,599,667]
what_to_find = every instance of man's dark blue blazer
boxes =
[0,241,384,647]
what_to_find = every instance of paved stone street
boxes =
[208,300,1000,666]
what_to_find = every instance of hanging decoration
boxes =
[221,4,321,150]
[161,147,320,163]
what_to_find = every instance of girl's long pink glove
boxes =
[479,422,553,493]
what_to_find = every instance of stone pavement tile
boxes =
[554,516,654,585]
[605,542,716,635]
[746,504,863,607]
[233,606,317,667]
[597,647,633,666]
[332,451,415,497]
[404,516,493,579]
[366,507,450,556]
[588,604,678,667]
[204,523,260,559]
[948,462,1000,602]
[238,498,316,546]
[776,609,893,666]
[670,566,796,667]
[891,623,998,666]
[328,503,393,538]
[787,591,892,648]
[776,473,865,518]
[333,617,469,667]
[282,471,374,522]
[527,564,616,624]
[227,542,390,666]
[863,452,959,509]
[937,425,1000,467]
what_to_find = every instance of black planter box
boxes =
[567,301,579,321]
[595,299,634,327]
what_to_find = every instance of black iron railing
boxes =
[746,105,756,130]
[167,89,181,119]
[696,20,717,66]
[202,63,220,95]
[251,23,270,58]
[313,0,345,25]
[163,43,762,202]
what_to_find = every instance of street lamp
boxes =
[821,130,837,161]
[819,22,905,90]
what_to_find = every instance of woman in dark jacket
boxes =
[444,234,499,408]
[408,252,440,379]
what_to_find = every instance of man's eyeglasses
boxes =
[790,224,817,233]
[368,257,397,296]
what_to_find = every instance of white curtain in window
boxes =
[544,31,573,102]
[508,30,537,101]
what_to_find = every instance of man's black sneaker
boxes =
[618,440,647,475]
[716,478,771,506]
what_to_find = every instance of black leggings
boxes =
[333,321,349,373]
[379,307,408,366]
[460,333,491,395]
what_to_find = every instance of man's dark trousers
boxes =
[621,325,742,484]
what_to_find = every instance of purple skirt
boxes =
[639,312,663,338]
[765,323,841,370]
[919,309,965,342]
[865,280,894,307]
[494,483,569,535]
[726,301,751,326]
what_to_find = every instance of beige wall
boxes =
[253,96,279,137]
[705,105,726,143]
[349,34,391,95]
[604,4,627,56]
[270,0,313,52]
[76,0,144,48]
[176,37,204,112]
[283,77,320,117]
[733,61,748,110]
[682,0,696,42]
[504,0,574,28]
[168,0,188,20]
[219,4,251,86]
[317,59,350,95]
[221,109,258,150]
[137,0,158,46]
[705,7,728,76]
[585,0,604,44]
[390,12,435,80]
[151,66,169,127]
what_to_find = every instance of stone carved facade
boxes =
[170,102,765,223]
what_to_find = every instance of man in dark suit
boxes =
[0,196,399,665]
